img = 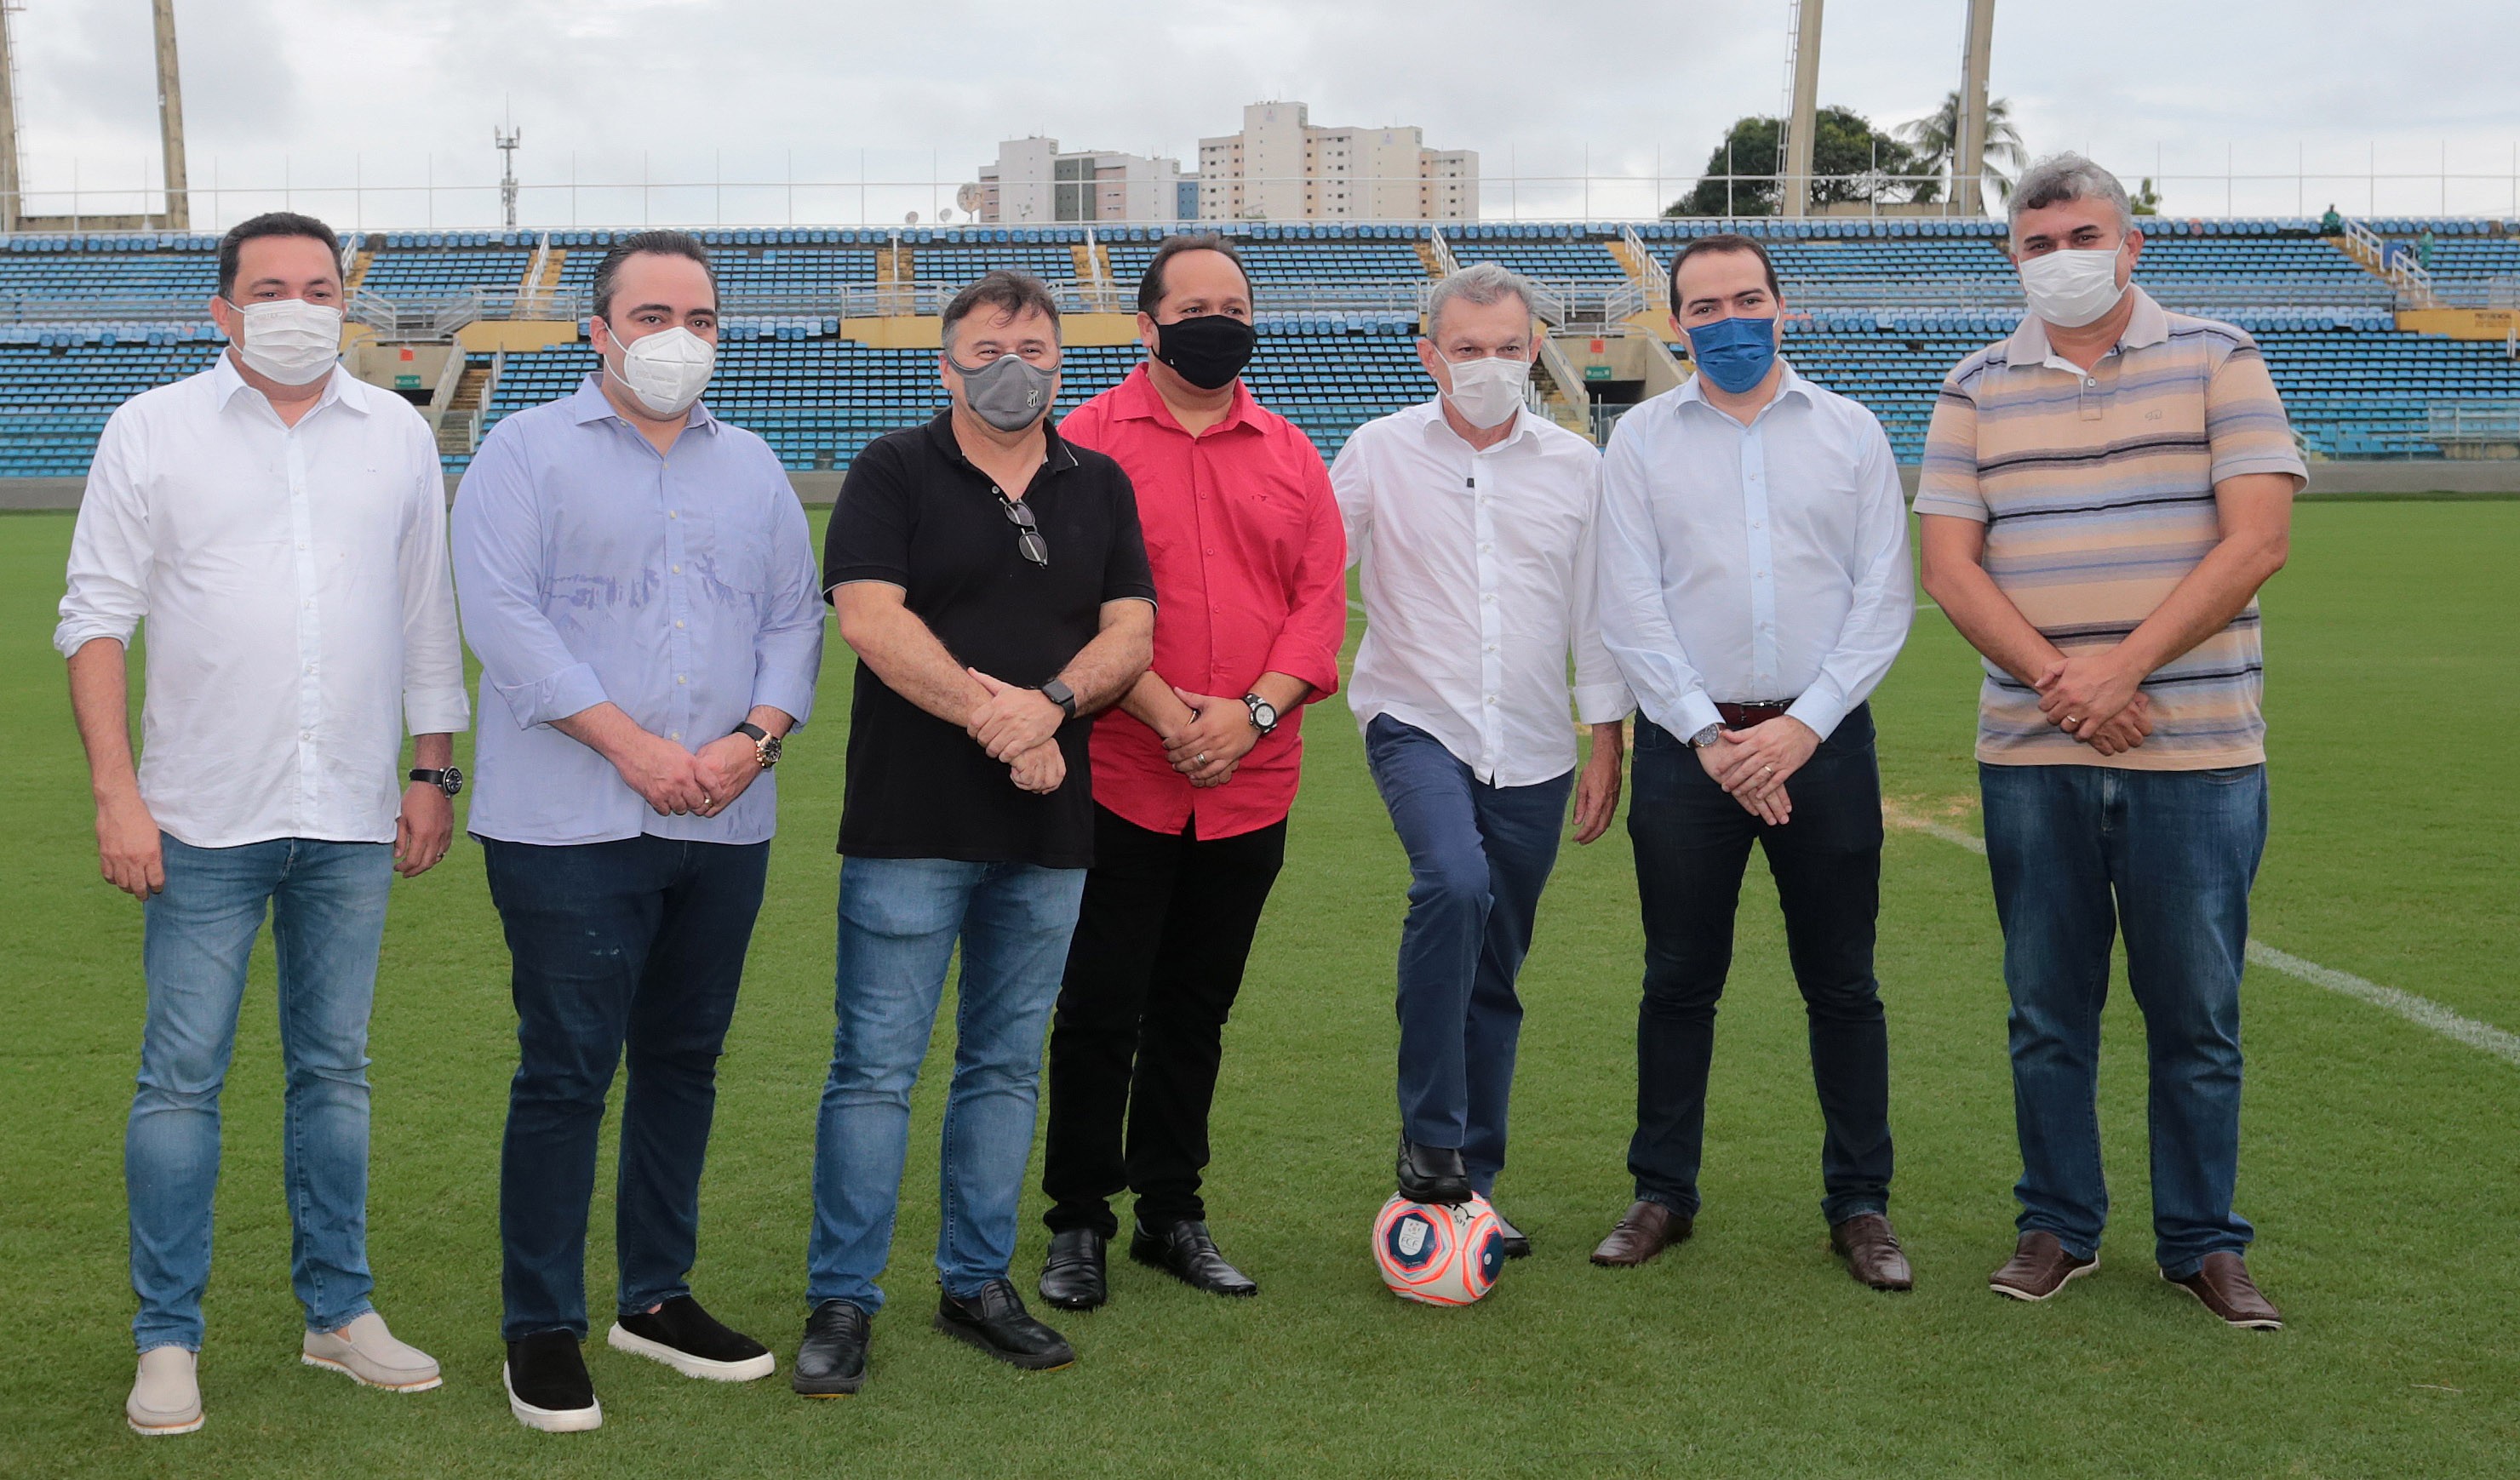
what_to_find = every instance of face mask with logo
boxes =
[951,351,1059,432]
[1153,313,1257,391]
[603,321,716,418]
[2018,245,2127,329]
[1684,314,1780,395]
[1440,353,1530,429]
[226,298,344,386]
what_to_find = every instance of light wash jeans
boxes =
[805,855,1087,1313]
[129,834,393,1352]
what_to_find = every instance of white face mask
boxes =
[1440,353,1530,430]
[2018,245,2127,329]
[226,298,343,386]
[603,321,715,418]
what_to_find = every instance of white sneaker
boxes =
[301,1311,444,1392]
[126,1346,203,1436]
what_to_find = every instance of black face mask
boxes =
[1153,313,1256,391]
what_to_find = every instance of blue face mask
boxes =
[1685,314,1779,395]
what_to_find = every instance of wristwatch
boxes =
[1040,678,1079,720]
[1687,723,1725,749]
[1243,693,1280,736]
[734,722,782,769]
[409,765,464,798]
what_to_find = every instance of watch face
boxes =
[1251,700,1278,729]
[439,764,464,797]
[761,734,783,763]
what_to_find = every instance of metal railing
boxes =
[2427,401,2520,443]
[346,287,492,338]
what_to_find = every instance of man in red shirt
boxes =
[1036,235,1348,1309]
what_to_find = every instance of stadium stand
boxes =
[4,218,2518,479]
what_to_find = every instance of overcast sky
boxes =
[13,0,2520,228]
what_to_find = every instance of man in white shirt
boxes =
[56,213,467,1436]
[1592,234,1916,1290]
[1332,262,1630,1254]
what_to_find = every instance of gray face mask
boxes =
[949,351,1058,432]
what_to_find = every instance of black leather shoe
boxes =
[1489,1204,1532,1260]
[791,1300,870,1397]
[935,1280,1076,1371]
[1038,1229,1109,1311]
[1396,1138,1472,1205]
[1130,1219,1258,1298]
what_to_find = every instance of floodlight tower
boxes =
[153,0,190,229]
[1778,0,1824,220]
[495,121,521,230]
[0,0,25,232]
[1955,0,1997,216]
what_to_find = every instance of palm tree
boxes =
[1898,90,2027,205]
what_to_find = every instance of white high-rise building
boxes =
[1195,102,1480,222]
[975,138,1189,225]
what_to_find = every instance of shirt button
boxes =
[677,675,687,684]
[669,510,679,519]
[296,541,308,551]
[1485,695,1498,705]
[2085,377,2097,386]
[671,564,681,574]
[669,731,680,740]
[300,730,313,741]
[675,620,685,629]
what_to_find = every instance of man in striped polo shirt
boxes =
[1917,153,2304,1329]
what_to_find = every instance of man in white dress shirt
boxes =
[1591,233,1916,1290]
[57,213,467,1435]
[1331,262,1631,1254]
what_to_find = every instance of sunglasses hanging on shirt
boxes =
[999,494,1049,568]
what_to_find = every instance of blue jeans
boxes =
[129,835,393,1353]
[1980,762,2268,1278]
[1365,716,1572,1198]
[808,855,1088,1313]
[484,835,770,1341]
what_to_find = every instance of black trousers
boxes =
[1041,805,1287,1238]
[1624,705,1893,1227]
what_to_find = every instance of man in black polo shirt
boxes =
[792,271,1155,1395]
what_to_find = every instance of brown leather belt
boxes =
[1715,700,1796,729]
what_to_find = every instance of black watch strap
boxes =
[734,722,768,743]
[409,766,463,797]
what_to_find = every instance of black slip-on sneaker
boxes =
[504,1330,601,1433]
[608,1294,775,1381]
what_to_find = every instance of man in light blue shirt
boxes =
[1590,233,1915,1292]
[450,230,823,1431]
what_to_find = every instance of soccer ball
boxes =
[1372,1193,1505,1306]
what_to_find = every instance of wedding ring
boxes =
[1196,752,1210,764]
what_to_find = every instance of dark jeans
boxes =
[1980,761,2266,1278]
[484,834,770,1341]
[1364,715,1572,1197]
[1626,705,1892,1226]
[1041,805,1286,1238]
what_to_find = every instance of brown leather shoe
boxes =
[1829,1213,1914,1291]
[1988,1231,2097,1301]
[2167,1252,2282,1329]
[1589,1200,1691,1267]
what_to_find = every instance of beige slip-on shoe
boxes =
[127,1346,203,1436]
[301,1311,444,1391]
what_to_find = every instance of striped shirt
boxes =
[1916,288,2306,769]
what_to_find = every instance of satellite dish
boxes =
[905,210,920,226]
[956,182,984,214]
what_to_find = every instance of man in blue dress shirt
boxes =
[450,230,825,1432]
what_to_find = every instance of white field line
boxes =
[1887,814,2520,1069]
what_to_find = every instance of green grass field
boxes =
[3,500,2514,1478]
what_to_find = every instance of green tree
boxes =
[2130,177,2163,216]
[1664,107,1922,217]
[1897,89,2028,205]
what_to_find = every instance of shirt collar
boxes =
[2005,284,2169,372]
[921,407,1082,477]
[1415,395,1542,453]
[1673,355,1811,423]
[212,350,365,418]
[567,372,721,433]
[1107,360,1257,437]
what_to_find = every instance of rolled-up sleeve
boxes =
[1596,419,1720,741]
[450,424,609,729]
[1260,449,1349,701]
[397,419,471,735]
[1786,418,1913,741]
[750,454,826,728]
[55,407,152,658]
